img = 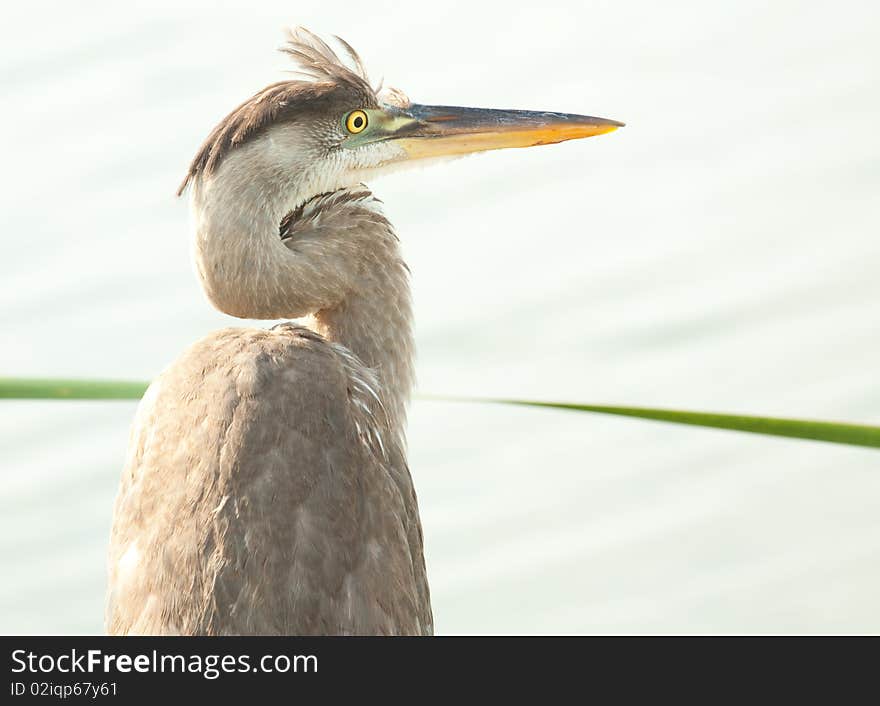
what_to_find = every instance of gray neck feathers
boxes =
[190,136,415,436]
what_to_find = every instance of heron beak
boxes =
[384,104,623,160]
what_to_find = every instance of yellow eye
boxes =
[345,110,368,134]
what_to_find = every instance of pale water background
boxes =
[1,0,879,634]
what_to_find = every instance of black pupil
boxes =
[353,115,363,128]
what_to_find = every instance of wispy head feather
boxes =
[280,27,373,93]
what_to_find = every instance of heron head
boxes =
[178,28,622,201]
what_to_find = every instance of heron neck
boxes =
[311,257,415,434]
[192,162,414,436]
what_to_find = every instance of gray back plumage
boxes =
[107,325,431,635]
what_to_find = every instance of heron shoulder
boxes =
[131,324,387,469]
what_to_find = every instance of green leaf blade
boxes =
[0,378,149,400]
[477,399,880,450]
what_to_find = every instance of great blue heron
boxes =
[105,27,622,635]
